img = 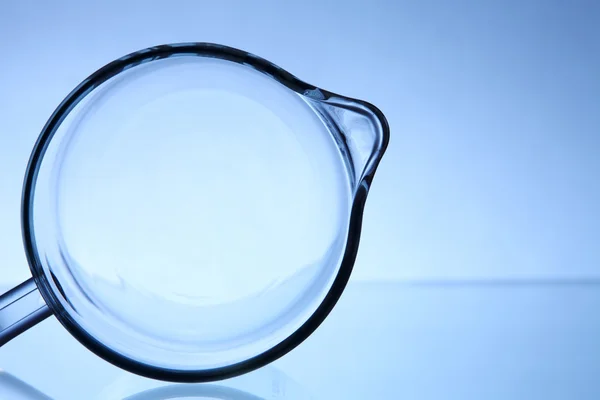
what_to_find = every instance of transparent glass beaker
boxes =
[0,43,389,382]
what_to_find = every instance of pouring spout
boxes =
[303,91,389,189]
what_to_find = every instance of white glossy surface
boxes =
[1,282,599,399]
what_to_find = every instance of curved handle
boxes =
[0,278,52,346]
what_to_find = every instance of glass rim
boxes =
[21,42,390,382]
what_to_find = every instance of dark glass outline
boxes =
[21,43,390,382]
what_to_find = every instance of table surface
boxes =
[1,281,599,399]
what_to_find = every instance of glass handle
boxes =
[0,278,52,346]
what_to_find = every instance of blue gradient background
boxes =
[1,0,599,398]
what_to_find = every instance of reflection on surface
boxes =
[97,366,315,400]
[124,383,263,400]
[0,370,53,400]
[6,282,600,398]
[0,366,314,400]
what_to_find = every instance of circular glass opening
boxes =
[30,54,351,371]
